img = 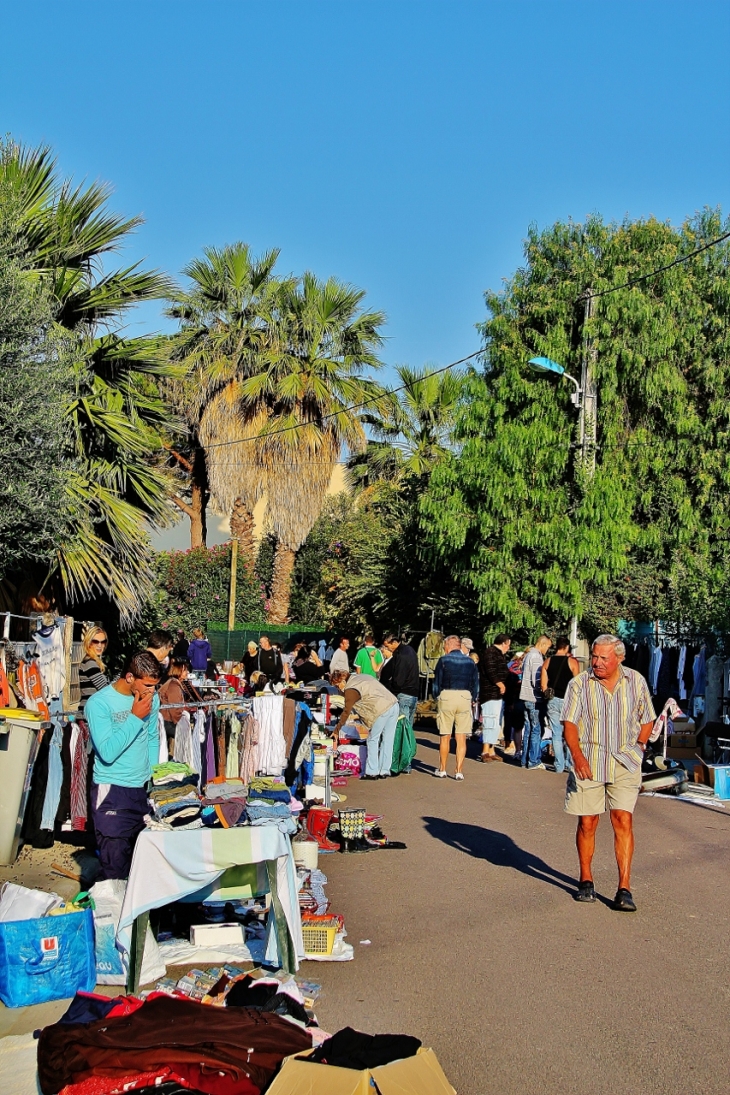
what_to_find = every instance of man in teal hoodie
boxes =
[85,650,162,879]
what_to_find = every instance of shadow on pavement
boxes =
[422,815,577,895]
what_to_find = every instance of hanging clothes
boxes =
[71,721,90,831]
[40,717,64,830]
[648,646,663,693]
[253,695,286,775]
[239,712,259,784]
[417,631,444,677]
[689,645,707,705]
[677,645,687,700]
[156,712,168,764]
[31,622,66,700]
[18,659,50,719]
[173,711,194,770]
[225,715,241,779]
[283,697,297,757]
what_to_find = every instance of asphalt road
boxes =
[311,727,730,1095]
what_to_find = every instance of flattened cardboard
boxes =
[267,1046,456,1095]
[372,1047,456,1094]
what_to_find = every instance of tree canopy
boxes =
[421,210,730,639]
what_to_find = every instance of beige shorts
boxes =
[564,761,642,815]
[436,690,473,736]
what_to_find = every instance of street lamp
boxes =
[527,356,583,407]
[527,345,596,654]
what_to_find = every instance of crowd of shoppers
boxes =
[76,619,652,911]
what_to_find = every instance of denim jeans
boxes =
[547,696,572,773]
[521,700,544,768]
[366,702,400,776]
[397,694,418,771]
[397,693,418,723]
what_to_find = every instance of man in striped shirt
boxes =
[562,634,655,912]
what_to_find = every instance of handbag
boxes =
[0,907,95,1007]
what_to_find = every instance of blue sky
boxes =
[2,0,729,379]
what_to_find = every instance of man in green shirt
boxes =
[354,634,384,678]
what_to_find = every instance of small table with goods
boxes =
[118,826,304,991]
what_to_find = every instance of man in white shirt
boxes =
[329,637,350,676]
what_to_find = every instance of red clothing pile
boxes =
[38,993,313,1095]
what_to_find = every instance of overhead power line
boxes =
[202,349,482,450]
[588,228,730,300]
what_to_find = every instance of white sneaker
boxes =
[454,772,464,781]
[434,769,447,778]
[527,762,546,770]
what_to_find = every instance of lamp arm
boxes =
[563,372,582,398]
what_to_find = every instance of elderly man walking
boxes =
[562,633,655,912]
[432,635,480,780]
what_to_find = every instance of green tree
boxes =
[422,210,730,636]
[238,273,389,623]
[0,140,177,621]
[165,243,290,554]
[349,363,464,490]
[0,212,73,573]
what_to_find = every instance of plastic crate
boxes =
[713,765,730,800]
[302,920,338,955]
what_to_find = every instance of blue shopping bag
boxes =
[0,908,96,1007]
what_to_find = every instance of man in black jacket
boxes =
[257,635,284,682]
[381,633,420,729]
[479,633,511,762]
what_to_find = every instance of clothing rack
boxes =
[158,698,250,712]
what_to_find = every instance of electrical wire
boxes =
[586,228,730,300]
[202,349,482,450]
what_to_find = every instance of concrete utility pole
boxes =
[579,290,598,476]
[570,290,597,653]
[228,538,239,633]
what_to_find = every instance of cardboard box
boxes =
[666,746,698,761]
[668,733,699,749]
[189,922,245,946]
[267,1046,456,1095]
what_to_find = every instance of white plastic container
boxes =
[292,836,319,870]
[0,711,46,866]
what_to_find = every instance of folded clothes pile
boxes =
[201,778,249,829]
[245,777,297,834]
[247,776,291,804]
[38,993,313,1095]
[146,763,203,830]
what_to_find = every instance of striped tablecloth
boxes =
[118,827,304,972]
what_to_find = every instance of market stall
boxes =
[121,826,303,990]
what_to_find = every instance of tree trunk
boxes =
[229,497,256,562]
[189,448,208,549]
[268,542,297,624]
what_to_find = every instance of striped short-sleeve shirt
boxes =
[561,666,655,782]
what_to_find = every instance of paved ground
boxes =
[3,727,729,1092]
[311,727,730,1095]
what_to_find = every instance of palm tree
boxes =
[237,273,389,622]
[165,243,291,555]
[0,140,177,620]
[348,363,464,492]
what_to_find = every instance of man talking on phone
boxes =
[86,651,162,879]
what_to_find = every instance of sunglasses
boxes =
[91,639,108,646]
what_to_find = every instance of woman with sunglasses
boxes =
[79,626,110,712]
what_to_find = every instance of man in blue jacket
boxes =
[432,635,480,780]
[86,650,162,879]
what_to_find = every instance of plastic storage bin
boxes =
[0,710,46,865]
[712,764,730,800]
[302,919,338,956]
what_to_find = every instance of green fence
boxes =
[208,624,326,662]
